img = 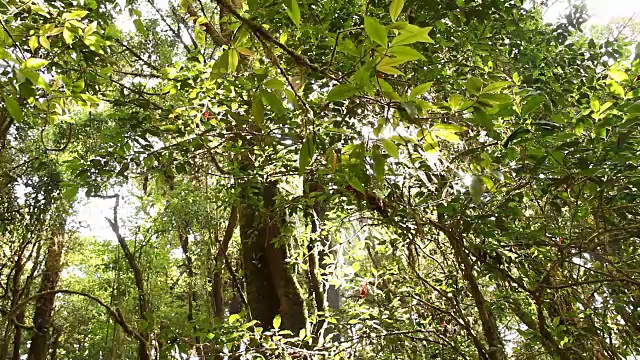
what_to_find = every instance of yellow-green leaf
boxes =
[410,82,433,98]
[285,0,301,27]
[228,49,238,72]
[391,25,433,46]
[327,83,358,102]
[63,28,74,44]
[389,0,405,22]
[39,36,50,50]
[273,314,282,330]
[29,36,39,52]
[21,58,49,70]
[252,95,265,124]
[388,46,425,61]
[377,64,403,75]
[348,176,366,194]
[3,95,23,123]
[469,175,484,203]
[62,10,88,21]
[364,17,388,47]
[381,139,399,159]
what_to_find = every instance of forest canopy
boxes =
[1,0,640,359]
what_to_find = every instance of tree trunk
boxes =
[239,180,307,332]
[106,196,151,360]
[27,219,65,360]
[213,205,238,319]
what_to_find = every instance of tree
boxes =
[2,0,640,359]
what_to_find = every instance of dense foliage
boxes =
[2,0,640,359]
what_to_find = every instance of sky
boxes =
[544,0,640,25]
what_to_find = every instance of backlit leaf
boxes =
[365,17,388,47]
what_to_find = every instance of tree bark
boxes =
[213,205,238,319]
[239,180,307,332]
[26,219,65,360]
[105,195,151,360]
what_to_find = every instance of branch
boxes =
[8,289,147,345]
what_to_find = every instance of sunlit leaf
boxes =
[389,0,405,22]
[365,17,388,47]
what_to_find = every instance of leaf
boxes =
[448,94,464,110]
[590,98,600,112]
[272,315,281,330]
[381,139,399,159]
[364,17,388,47]
[372,144,385,182]
[465,77,483,95]
[502,127,531,148]
[608,69,628,82]
[432,130,461,143]
[72,78,85,92]
[469,175,484,203]
[261,90,286,114]
[522,95,545,115]
[606,81,625,97]
[348,176,366,194]
[39,36,50,50]
[389,0,405,22]
[134,18,146,36]
[391,25,433,46]
[410,82,433,98]
[63,28,74,44]
[3,96,23,123]
[29,36,39,52]
[227,49,239,72]
[387,46,425,61]
[21,58,49,70]
[84,21,97,36]
[251,95,265,124]
[478,93,511,105]
[327,83,358,102]
[377,64,403,75]
[62,10,89,20]
[0,48,17,63]
[432,124,467,133]
[299,135,315,174]
[482,81,510,93]
[285,0,301,27]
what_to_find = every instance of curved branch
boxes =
[8,289,147,345]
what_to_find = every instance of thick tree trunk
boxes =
[239,180,307,332]
[27,220,65,360]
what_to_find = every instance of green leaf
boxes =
[364,17,388,47]
[381,139,399,159]
[465,77,483,95]
[391,25,433,46]
[372,144,385,183]
[348,176,366,194]
[63,27,74,44]
[227,49,239,72]
[387,46,425,61]
[377,64,403,75]
[478,93,511,105]
[0,48,17,63]
[469,175,484,203]
[252,95,265,124]
[39,36,50,50]
[272,314,281,330]
[608,69,628,82]
[29,36,39,52]
[482,81,510,93]
[134,18,147,36]
[522,95,545,115]
[285,0,301,27]
[21,58,49,70]
[606,81,625,97]
[3,96,23,123]
[410,82,433,98]
[299,135,315,174]
[448,94,464,110]
[389,0,405,22]
[327,83,358,102]
[432,130,461,143]
[261,90,286,114]
[62,10,89,20]
[432,124,467,133]
[590,98,600,112]
[72,78,85,92]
